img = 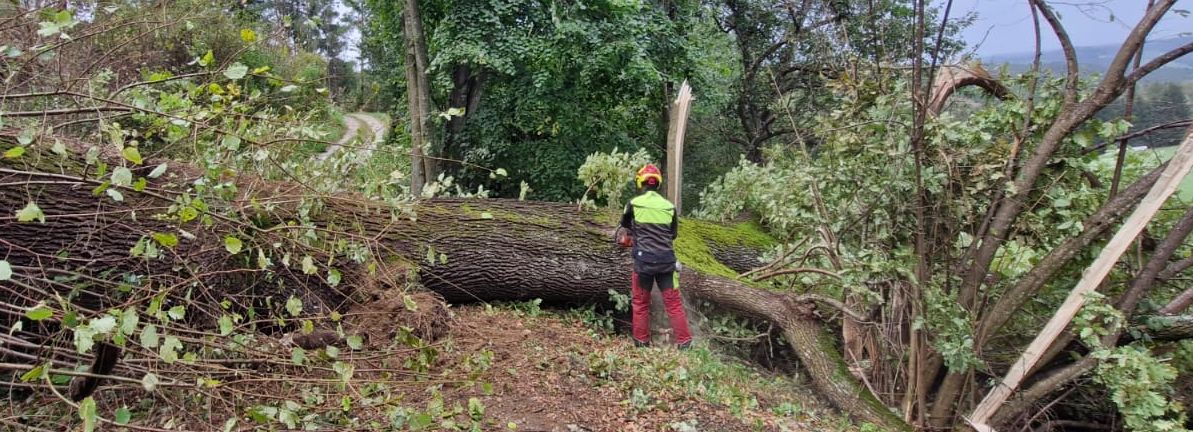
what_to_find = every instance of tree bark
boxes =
[403,0,433,192]
[0,150,910,430]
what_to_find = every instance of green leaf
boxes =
[140,324,159,348]
[332,361,354,383]
[3,146,25,159]
[224,236,243,254]
[20,362,49,382]
[105,188,124,202]
[291,347,306,365]
[198,50,214,67]
[327,268,341,286]
[16,201,46,223]
[240,28,257,43]
[51,140,66,156]
[346,335,363,350]
[495,168,508,177]
[111,167,133,186]
[167,305,186,320]
[17,128,35,145]
[121,146,143,165]
[79,397,97,432]
[132,177,147,192]
[222,135,241,151]
[120,309,138,336]
[147,162,168,178]
[141,372,159,392]
[89,315,117,334]
[301,255,317,275]
[114,407,131,425]
[285,296,303,317]
[224,63,248,80]
[218,315,234,336]
[0,260,11,281]
[152,232,178,248]
[25,306,52,321]
[160,336,181,363]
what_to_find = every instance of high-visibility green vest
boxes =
[627,191,677,265]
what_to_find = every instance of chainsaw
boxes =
[614,227,633,248]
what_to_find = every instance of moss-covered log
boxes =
[0,147,909,430]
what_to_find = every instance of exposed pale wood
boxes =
[967,128,1193,430]
[665,80,692,214]
[926,64,1011,115]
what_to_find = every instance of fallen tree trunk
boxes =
[0,147,909,430]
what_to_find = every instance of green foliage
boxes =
[1093,345,1190,432]
[577,148,652,209]
[363,0,704,201]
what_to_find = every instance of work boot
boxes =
[676,341,692,351]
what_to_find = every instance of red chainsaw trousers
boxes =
[631,271,692,345]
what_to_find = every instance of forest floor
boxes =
[414,303,856,432]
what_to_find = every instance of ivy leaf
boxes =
[224,236,243,254]
[147,163,168,179]
[224,63,248,80]
[25,306,52,321]
[160,336,182,363]
[51,140,67,156]
[140,324,159,348]
[327,268,341,287]
[19,363,47,382]
[346,335,363,350]
[167,305,186,320]
[119,310,138,337]
[141,372,159,392]
[285,296,302,317]
[300,256,317,275]
[16,202,46,223]
[222,135,241,151]
[111,167,133,186]
[3,146,25,159]
[291,347,306,365]
[79,397,97,432]
[152,232,178,248]
[121,146,143,165]
[105,188,124,202]
[0,260,11,281]
[218,315,234,336]
[198,50,214,67]
[89,315,117,334]
[114,406,131,425]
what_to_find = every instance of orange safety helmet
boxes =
[635,163,663,189]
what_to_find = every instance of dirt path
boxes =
[316,113,386,161]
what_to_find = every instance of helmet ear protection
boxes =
[635,163,663,189]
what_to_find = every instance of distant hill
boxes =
[982,35,1193,83]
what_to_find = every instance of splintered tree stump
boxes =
[0,145,909,431]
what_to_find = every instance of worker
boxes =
[618,163,693,349]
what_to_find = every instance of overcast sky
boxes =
[947,0,1192,57]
